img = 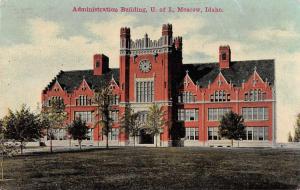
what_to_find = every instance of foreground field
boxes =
[1,147,300,189]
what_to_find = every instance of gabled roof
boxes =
[182,59,274,88]
[43,59,274,94]
[44,68,119,93]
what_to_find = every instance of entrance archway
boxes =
[139,129,154,144]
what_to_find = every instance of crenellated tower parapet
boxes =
[120,23,182,56]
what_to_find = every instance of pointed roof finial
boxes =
[254,66,257,72]
[185,70,189,74]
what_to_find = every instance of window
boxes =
[46,96,64,107]
[210,91,230,102]
[242,107,268,121]
[208,108,231,121]
[178,91,196,103]
[245,127,269,141]
[244,89,266,101]
[136,80,154,102]
[109,95,119,105]
[137,111,148,123]
[96,61,100,67]
[109,110,119,122]
[87,129,93,140]
[76,95,92,106]
[107,128,119,141]
[185,128,199,140]
[208,127,220,140]
[178,109,185,121]
[222,53,226,60]
[51,129,67,140]
[247,127,253,140]
[177,109,199,121]
[74,111,93,123]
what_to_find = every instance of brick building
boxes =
[42,24,275,147]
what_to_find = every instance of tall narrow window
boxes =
[136,80,154,102]
[222,53,226,60]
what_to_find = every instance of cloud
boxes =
[250,25,299,41]
[0,18,100,116]
[28,18,61,43]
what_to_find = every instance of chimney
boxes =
[219,45,231,69]
[93,54,109,76]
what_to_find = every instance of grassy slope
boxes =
[1,147,300,190]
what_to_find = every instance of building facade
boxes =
[42,24,275,147]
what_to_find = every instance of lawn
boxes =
[1,147,299,189]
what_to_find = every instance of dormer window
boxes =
[178,91,196,103]
[244,89,266,101]
[211,90,230,102]
[109,95,119,105]
[47,96,64,107]
[76,95,92,106]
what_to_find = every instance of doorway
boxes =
[139,129,154,144]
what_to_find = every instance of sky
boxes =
[0,0,300,142]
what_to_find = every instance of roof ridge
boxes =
[59,69,93,73]
[184,59,274,65]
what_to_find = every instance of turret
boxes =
[120,27,131,49]
[174,36,182,50]
[162,23,173,46]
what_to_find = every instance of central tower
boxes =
[119,24,183,146]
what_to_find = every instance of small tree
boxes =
[218,111,246,147]
[94,86,113,149]
[3,105,43,154]
[288,131,293,142]
[120,105,142,147]
[143,104,166,147]
[0,120,18,181]
[68,117,89,150]
[41,98,67,153]
[293,113,300,142]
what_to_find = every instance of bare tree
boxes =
[120,105,142,147]
[41,99,67,153]
[143,104,166,147]
[94,86,113,149]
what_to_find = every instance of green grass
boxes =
[1,147,300,189]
